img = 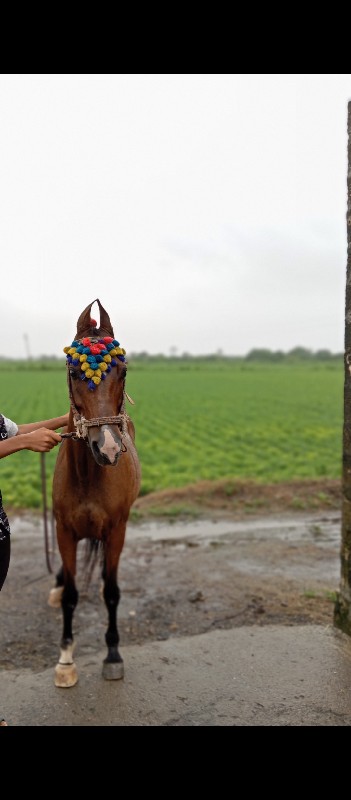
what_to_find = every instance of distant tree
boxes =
[287,346,312,360]
[245,348,275,361]
[271,350,285,362]
[314,349,332,360]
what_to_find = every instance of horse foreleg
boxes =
[54,534,79,688]
[102,522,126,680]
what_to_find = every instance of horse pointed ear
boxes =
[97,299,114,337]
[76,300,97,338]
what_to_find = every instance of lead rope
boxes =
[40,452,55,574]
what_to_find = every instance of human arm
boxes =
[0,428,62,458]
[17,413,69,435]
[0,413,69,458]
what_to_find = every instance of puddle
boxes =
[126,511,342,547]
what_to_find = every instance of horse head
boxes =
[65,299,128,467]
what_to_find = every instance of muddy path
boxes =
[0,510,341,673]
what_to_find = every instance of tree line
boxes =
[0,346,343,368]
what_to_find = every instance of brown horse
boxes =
[51,299,141,687]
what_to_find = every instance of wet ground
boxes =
[2,509,351,726]
[0,510,341,673]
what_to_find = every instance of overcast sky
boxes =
[0,74,349,357]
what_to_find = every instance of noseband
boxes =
[65,364,131,443]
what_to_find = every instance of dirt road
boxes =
[0,510,342,669]
[1,508,349,725]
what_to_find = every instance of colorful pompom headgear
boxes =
[63,336,126,390]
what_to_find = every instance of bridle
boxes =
[64,363,132,445]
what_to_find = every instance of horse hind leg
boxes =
[48,564,64,608]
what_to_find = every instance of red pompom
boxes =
[90,318,97,327]
[104,336,114,343]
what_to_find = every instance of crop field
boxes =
[0,360,344,508]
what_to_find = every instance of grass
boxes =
[0,359,344,509]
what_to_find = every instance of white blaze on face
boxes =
[99,425,121,464]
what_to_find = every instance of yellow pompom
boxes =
[81,362,89,371]
[63,346,70,354]
[103,354,112,363]
[121,348,126,355]
[109,348,117,356]
[99,362,107,372]
[79,354,87,362]
[68,347,77,355]
[94,368,101,378]
[85,368,94,378]
[114,347,123,355]
[92,376,101,385]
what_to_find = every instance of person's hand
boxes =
[24,428,62,452]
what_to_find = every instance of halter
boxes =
[65,363,132,442]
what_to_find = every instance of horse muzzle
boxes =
[89,424,123,467]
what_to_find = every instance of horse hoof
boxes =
[102,660,124,680]
[55,662,78,688]
[48,587,63,608]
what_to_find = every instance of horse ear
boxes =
[96,299,114,337]
[76,301,97,338]
[76,299,114,338]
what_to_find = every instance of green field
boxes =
[0,360,344,508]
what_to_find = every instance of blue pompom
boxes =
[87,355,95,363]
[76,345,84,354]
[80,373,86,380]
[112,339,120,347]
[83,347,91,354]
[100,349,108,356]
[71,340,79,347]
[110,358,117,366]
[67,355,73,363]
[106,343,114,351]
[106,365,111,373]
[95,354,103,362]
[88,380,96,390]
[72,359,79,366]
[117,355,125,362]
[101,372,106,380]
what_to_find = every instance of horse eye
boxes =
[121,367,127,379]
[69,369,78,379]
